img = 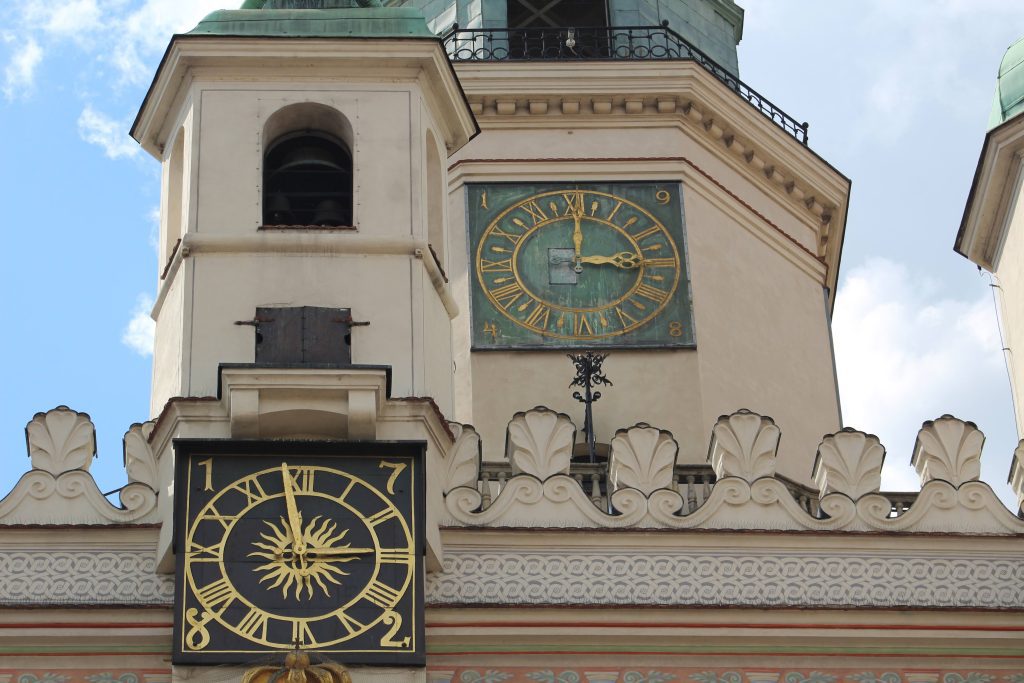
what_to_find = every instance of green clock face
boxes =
[172,440,424,666]
[469,183,695,349]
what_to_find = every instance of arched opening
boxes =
[425,129,445,270]
[262,103,354,228]
[164,128,185,268]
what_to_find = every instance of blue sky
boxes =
[1,0,1022,506]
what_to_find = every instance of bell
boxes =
[312,199,347,226]
[278,145,345,173]
[265,194,293,224]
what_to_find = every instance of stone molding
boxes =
[0,530,172,607]
[425,545,1024,609]
[428,670,1024,682]
[442,409,1024,534]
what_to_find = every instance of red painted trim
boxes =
[0,653,171,658]
[426,650,1024,659]
[446,156,824,268]
[0,623,173,629]
[426,619,1024,632]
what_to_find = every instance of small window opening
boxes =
[508,0,609,28]
[263,131,352,227]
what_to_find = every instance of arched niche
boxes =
[425,128,446,269]
[262,102,355,227]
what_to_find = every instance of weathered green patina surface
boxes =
[189,0,433,38]
[990,34,1024,129]
[468,182,695,350]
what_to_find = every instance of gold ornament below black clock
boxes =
[172,439,424,666]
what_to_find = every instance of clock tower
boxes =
[132,0,476,422]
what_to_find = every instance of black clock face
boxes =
[172,440,424,666]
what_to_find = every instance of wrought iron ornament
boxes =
[569,352,612,463]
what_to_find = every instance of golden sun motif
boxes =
[248,515,373,601]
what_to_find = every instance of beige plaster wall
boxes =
[151,266,187,416]
[447,118,839,482]
[194,86,417,235]
[150,79,457,411]
[185,252,434,400]
[995,163,1024,436]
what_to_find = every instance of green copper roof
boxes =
[989,35,1024,129]
[189,0,434,39]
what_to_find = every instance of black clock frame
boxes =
[171,439,426,667]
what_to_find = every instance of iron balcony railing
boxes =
[441,22,810,146]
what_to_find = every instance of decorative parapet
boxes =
[443,409,1024,535]
[707,409,779,482]
[25,405,96,473]
[608,423,678,496]
[911,414,984,486]
[443,423,481,494]
[505,407,576,479]
[123,420,159,489]
[0,407,158,525]
[1008,438,1024,514]
[812,428,885,499]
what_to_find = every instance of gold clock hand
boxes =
[572,213,584,274]
[280,463,306,555]
[579,251,643,269]
[307,547,376,557]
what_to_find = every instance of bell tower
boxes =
[132,0,477,423]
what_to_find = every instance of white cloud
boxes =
[77,104,139,159]
[3,37,42,100]
[122,294,155,357]
[832,258,1009,492]
[23,0,103,40]
[4,0,225,90]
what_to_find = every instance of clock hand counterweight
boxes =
[579,251,643,269]
[572,213,584,274]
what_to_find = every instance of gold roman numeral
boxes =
[480,258,512,272]
[364,580,403,610]
[561,191,584,215]
[644,257,676,268]
[520,200,548,224]
[634,283,668,303]
[237,608,269,640]
[490,226,522,244]
[195,578,235,611]
[335,611,365,636]
[574,313,593,337]
[290,467,315,493]
[230,477,267,506]
[490,281,524,310]
[188,540,224,561]
[200,504,233,530]
[365,507,399,526]
[615,306,638,327]
[606,201,623,221]
[380,548,415,565]
[523,301,551,329]
[292,620,318,647]
[631,226,660,241]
